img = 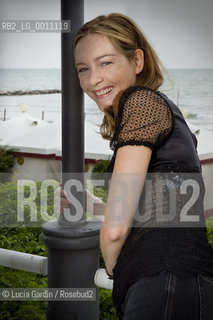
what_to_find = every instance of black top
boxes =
[106,86,213,314]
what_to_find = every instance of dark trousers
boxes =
[119,270,213,320]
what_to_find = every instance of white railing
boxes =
[94,268,113,289]
[0,248,113,289]
[0,248,48,275]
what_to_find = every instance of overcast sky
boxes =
[0,0,212,69]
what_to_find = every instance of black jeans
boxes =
[119,270,213,320]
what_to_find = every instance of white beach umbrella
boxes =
[0,116,112,159]
[0,111,49,143]
[0,118,60,154]
[186,120,213,160]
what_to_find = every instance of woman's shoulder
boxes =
[117,85,171,120]
[119,86,168,110]
[119,85,154,101]
[112,85,174,151]
[121,85,161,97]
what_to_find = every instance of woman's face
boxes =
[75,34,143,111]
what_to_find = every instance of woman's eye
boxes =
[101,61,112,66]
[78,67,88,73]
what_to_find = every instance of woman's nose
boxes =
[89,68,103,87]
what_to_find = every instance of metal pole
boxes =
[3,108,6,121]
[59,0,85,226]
[41,1,100,319]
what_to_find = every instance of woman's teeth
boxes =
[95,87,113,96]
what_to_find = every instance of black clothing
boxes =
[106,86,213,314]
[119,271,213,320]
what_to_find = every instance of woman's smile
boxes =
[94,86,113,97]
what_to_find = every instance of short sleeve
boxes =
[110,87,173,151]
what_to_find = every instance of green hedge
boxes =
[0,227,48,320]
[0,147,16,173]
[207,216,213,248]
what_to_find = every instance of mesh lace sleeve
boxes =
[110,87,173,151]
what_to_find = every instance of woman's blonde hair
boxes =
[74,13,167,140]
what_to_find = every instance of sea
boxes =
[0,68,213,131]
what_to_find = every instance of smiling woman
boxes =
[58,13,213,320]
[75,34,143,112]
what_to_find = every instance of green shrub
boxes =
[0,147,16,173]
[91,160,110,175]
[0,180,59,228]
[0,227,47,320]
[206,216,213,249]
[0,147,16,182]
[99,289,117,320]
[90,160,110,204]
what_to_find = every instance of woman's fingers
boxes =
[55,187,71,214]
[55,186,67,198]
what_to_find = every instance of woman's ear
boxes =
[134,49,144,75]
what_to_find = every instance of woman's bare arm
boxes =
[100,145,152,276]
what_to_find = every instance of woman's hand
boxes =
[55,186,106,217]
[55,185,71,216]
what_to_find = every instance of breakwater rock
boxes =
[0,89,61,96]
